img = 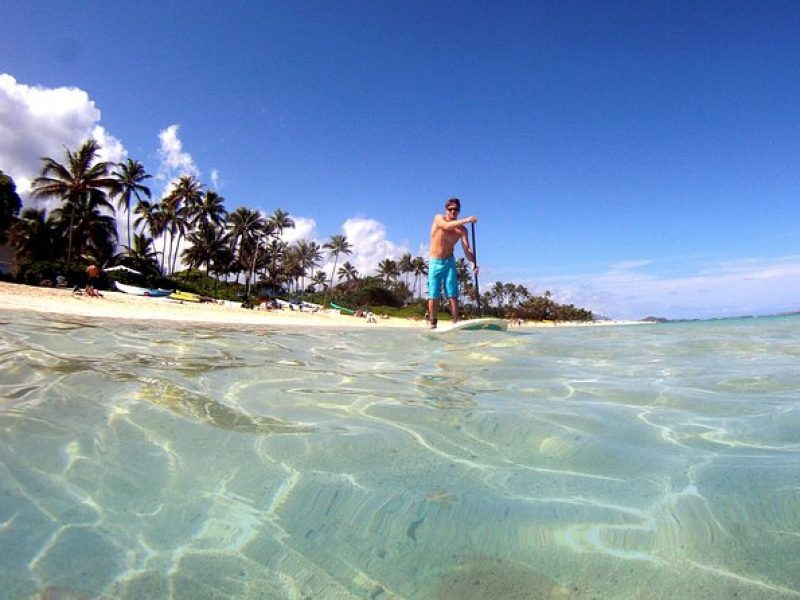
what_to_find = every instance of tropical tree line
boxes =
[0,139,592,321]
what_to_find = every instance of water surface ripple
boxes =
[1,313,798,598]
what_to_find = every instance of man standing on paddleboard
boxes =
[427,197,478,329]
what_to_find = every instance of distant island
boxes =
[639,311,800,323]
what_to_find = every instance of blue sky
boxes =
[2,0,799,319]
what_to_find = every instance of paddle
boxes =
[471,222,482,317]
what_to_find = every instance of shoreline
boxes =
[0,282,645,330]
[0,282,418,329]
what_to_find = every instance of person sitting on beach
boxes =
[85,263,103,298]
[427,197,478,329]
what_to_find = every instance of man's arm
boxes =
[435,214,477,231]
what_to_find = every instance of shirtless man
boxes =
[85,263,103,297]
[427,197,478,329]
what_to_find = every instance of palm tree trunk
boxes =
[67,205,75,263]
[171,233,183,274]
[328,254,339,295]
[247,244,258,297]
[161,236,168,275]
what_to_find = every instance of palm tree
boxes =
[312,270,328,293]
[164,176,203,274]
[185,190,228,278]
[182,225,228,275]
[166,175,204,212]
[112,159,152,251]
[462,280,477,312]
[263,238,288,290]
[0,170,22,245]
[505,282,519,308]
[210,246,236,289]
[192,190,227,234]
[268,208,295,240]
[53,193,118,263]
[133,199,165,273]
[123,233,161,276]
[337,261,359,286]
[491,281,506,309]
[282,251,304,293]
[456,258,471,303]
[266,208,294,288]
[227,207,264,291]
[323,234,352,290]
[160,200,189,275]
[398,253,413,290]
[293,239,322,293]
[481,291,493,312]
[134,198,160,237]
[9,208,59,262]
[376,258,399,284]
[30,139,119,262]
[411,256,428,300]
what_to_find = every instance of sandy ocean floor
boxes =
[1,306,796,598]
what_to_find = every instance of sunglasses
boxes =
[446,206,460,212]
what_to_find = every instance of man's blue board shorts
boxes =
[428,257,459,299]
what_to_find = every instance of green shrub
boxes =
[18,261,93,288]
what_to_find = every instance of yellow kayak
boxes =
[169,291,202,303]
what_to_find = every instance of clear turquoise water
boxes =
[1,312,798,599]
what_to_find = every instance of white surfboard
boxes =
[429,318,508,333]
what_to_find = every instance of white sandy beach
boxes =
[0,282,420,329]
[0,282,645,329]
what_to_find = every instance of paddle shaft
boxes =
[471,222,482,316]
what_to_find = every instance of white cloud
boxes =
[92,124,126,165]
[0,73,126,198]
[532,256,800,320]
[156,124,199,190]
[608,259,654,272]
[274,216,410,280]
[282,216,317,244]
[341,217,409,276]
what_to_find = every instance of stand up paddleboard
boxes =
[429,318,508,333]
[425,224,508,334]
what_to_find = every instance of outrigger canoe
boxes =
[330,302,356,314]
[114,281,173,297]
